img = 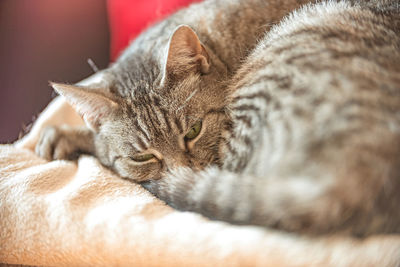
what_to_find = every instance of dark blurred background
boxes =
[0,0,110,143]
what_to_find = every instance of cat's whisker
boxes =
[177,89,199,111]
[87,58,99,73]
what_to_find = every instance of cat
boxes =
[35,0,400,236]
[36,0,312,179]
[143,0,400,236]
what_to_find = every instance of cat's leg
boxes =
[35,125,95,160]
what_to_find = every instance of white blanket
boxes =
[1,73,399,266]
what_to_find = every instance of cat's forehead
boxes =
[128,91,203,122]
[118,72,205,109]
[115,98,202,152]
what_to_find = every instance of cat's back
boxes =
[223,0,400,234]
[228,0,400,170]
[140,0,400,235]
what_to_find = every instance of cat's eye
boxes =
[185,121,202,140]
[130,154,155,162]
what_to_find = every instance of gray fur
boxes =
[36,0,400,236]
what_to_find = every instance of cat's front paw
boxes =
[35,125,81,161]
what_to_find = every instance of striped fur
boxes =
[143,0,400,236]
[36,0,400,236]
[37,0,312,180]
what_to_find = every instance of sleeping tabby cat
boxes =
[36,0,400,236]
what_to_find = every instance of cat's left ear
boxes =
[164,25,210,80]
[51,82,118,132]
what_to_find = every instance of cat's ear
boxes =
[51,82,118,131]
[164,25,210,80]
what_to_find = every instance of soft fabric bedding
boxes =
[1,72,400,266]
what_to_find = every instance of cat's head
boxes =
[52,25,230,181]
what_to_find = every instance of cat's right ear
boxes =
[163,25,210,82]
[51,82,118,132]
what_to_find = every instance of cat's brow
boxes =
[185,115,201,121]
[124,141,144,153]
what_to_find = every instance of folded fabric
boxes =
[1,73,400,266]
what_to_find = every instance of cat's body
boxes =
[37,0,311,178]
[144,0,400,236]
[36,0,400,236]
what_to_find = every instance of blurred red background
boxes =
[0,0,199,143]
[108,0,200,60]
